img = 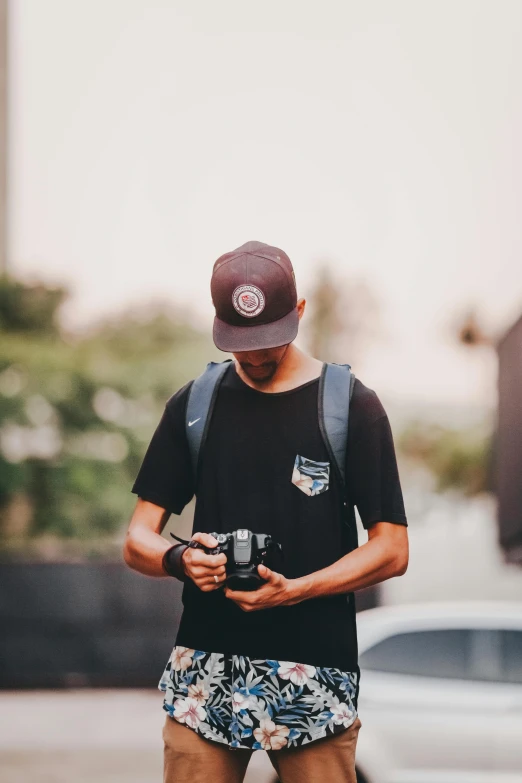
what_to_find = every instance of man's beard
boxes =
[239,361,278,382]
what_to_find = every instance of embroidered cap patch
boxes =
[232,284,266,318]
[292,454,330,496]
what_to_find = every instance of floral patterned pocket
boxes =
[291,454,330,496]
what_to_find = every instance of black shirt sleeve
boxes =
[346,378,408,529]
[130,381,195,515]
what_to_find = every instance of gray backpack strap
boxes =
[186,360,232,481]
[318,362,355,488]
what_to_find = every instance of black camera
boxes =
[171,529,282,592]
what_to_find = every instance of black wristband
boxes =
[162,544,188,581]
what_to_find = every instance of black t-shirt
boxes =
[131,362,407,672]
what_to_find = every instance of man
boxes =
[124,241,409,783]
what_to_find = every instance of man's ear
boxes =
[296,297,306,321]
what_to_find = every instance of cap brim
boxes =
[213,307,299,352]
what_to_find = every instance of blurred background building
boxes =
[497,315,522,566]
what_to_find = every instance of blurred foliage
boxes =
[303,262,380,365]
[453,306,493,348]
[0,274,214,560]
[397,419,493,497]
[0,274,68,334]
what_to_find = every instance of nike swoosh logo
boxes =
[188,418,201,427]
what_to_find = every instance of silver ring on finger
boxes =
[214,575,219,584]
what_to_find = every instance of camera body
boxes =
[203,529,282,591]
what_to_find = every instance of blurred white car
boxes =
[354,601,522,783]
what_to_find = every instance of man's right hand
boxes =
[181,532,227,592]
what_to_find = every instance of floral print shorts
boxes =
[158,646,359,750]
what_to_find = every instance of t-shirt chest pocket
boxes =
[291,454,330,497]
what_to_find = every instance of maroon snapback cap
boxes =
[211,240,298,352]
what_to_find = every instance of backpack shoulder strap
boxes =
[186,359,233,481]
[318,362,355,488]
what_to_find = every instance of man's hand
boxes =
[224,564,299,611]
[182,532,227,592]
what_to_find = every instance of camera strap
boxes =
[169,532,209,552]
[169,533,192,546]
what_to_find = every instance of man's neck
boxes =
[233,345,324,394]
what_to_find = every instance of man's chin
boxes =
[241,364,277,382]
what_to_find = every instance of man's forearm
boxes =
[289,535,405,603]
[124,524,174,577]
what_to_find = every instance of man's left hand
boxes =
[224,564,300,611]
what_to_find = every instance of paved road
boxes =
[0,689,276,783]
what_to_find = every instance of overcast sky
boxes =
[7,0,522,409]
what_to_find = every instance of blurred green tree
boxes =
[0,274,214,559]
[398,420,493,497]
[303,262,380,365]
[0,274,67,334]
